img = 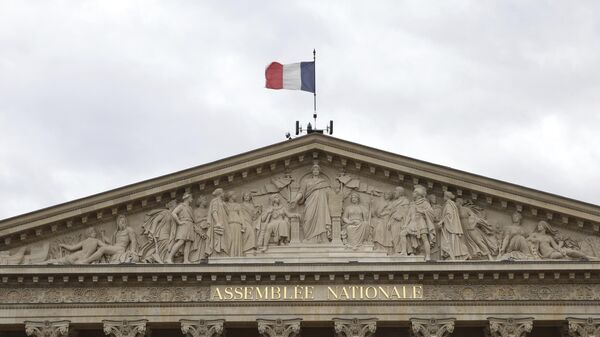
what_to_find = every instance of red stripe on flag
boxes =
[265,62,283,89]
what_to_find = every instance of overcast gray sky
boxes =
[1,1,600,220]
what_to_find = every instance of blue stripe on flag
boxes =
[300,62,315,93]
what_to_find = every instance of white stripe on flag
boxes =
[282,63,302,90]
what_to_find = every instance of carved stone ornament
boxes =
[333,318,377,337]
[410,318,455,337]
[567,317,600,337]
[102,319,148,337]
[257,318,302,337]
[487,318,534,337]
[180,319,225,337]
[25,320,70,337]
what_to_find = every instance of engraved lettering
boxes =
[224,287,233,300]
[413,285,423,299]
[271,286,281,299]
[378,286,389,299]
[234,287,243,300]
[327,286,338,299]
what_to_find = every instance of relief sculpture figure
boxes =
[456,198,498,260]
[428,194,443,260]
[224,191,245,257]
[80,215,139,264]
[46,227,104,264]
[139,200,177,263]
[166,193,196,263]
[438,191,469,260]
[206,188,228,257]
[371,192,393,253]
[292,164,331,243]
[190,196,209,262]
[240,192,260,254]
[259,194,298,251]
[387,187,410,255]
[498,211,533,260]
[342,192,370,249]
[405,185,436,260]
[528,221,597,260]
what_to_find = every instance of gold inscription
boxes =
[211,284,423,301]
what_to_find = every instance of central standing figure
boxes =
[293,164,331,243]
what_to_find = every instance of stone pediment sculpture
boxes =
[1,133,600,265]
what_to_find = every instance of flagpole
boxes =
[313,49,317,129]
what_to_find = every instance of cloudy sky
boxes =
[1,1,600,220]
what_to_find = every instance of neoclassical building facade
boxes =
[1,134,599,337]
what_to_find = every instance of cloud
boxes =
[1,1,600,219]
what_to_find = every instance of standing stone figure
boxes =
[240,192,260,254]
[46,227,104,264]
[81,215,139,264]
[438,191,469,260]
[498,211,532,259]
[140,200,177,263]
[405,185,436,260]
[371,192,394,253]
[206,188,228,257]
[342,192,370,249]
[456,198,498,260]
[190,196,209,262]
[428,194,443,260]
[224,191,245,257]
[259,194,298,251]
[387,187,411,255]
[166,193,195,263]
[293,164,331,243]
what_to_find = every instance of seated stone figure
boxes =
[45,227,104,264]
[342,192,370,250]
[80,215,139,264]
[498,211,533,260]
[259,194,298,252]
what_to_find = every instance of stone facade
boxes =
[0,134,599,337]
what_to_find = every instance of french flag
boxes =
[265,61,315,93]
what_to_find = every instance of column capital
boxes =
[102,319,148,337]
[410,318,455,337]
[333,318,377,337]
[257,318,302,337]
[567,317,600,337]
[25,320,70,337]
[487,317,534,337]
[180,319,225,337]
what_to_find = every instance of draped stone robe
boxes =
[440,199,469,260]
[206,197,228,256]
[297,176,331,243]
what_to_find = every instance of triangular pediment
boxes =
[1,133,600,264]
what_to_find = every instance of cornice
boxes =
[1,261,600,286]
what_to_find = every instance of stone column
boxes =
[333,318,377,337]
[567,317,600,337]
[102,319,148,337]
[257,318,302,337]
[410,318,455,337]
[180,319,225,337]
[25,320,70,337]
[486,318,534,337]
